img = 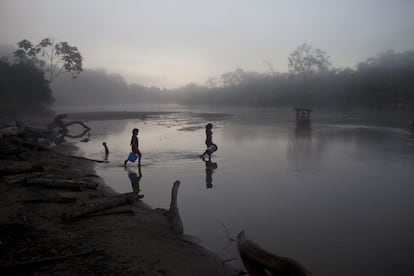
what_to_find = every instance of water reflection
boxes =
[126,166,142,193]
[295,121,312,137]
[287,121,321,169]
[73,108,414,276]
[204,161,218,189]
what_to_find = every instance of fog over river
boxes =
[66,105,414,276]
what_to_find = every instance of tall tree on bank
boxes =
[0,60,53,116]
[288,43,331,74]
[13,38,83,82]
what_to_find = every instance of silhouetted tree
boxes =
[288,43,331,74]
[218,68,246,87]
[13,38,83,82]
[0,59,53,116]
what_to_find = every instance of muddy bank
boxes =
[0,125,237,275]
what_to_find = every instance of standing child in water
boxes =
[200,123,217,161]
[124,128,141,167]
[102,142,109,160]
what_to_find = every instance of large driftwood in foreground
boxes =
[2,172,46,184]
[62,193,143,222]
[0,161,44,175]
[1,249,95,271]
[237,231,313,276]
[22,197,77,204]
[22,192,79,204]
[26,178,99,191]
[168,180,183,235]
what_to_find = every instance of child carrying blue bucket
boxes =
[124,128,141,167]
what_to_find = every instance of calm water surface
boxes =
[71,107,414,276]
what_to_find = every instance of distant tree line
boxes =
[51,69,171,107]
[172,46,414,109]
[2,39,414,117]
[52,46,414,110]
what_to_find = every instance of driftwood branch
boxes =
[20,141,51,151]
[26,178,99,191]
[21,197,77,204]
[64,128,90,139]
[2,172,46,184]
[222,257,237,264]
[63,121,91,130]
[21,192,78,204]
[46,114,91,142]
[168,180,183,235]
[1,249,96,271]
[222,223,236,250]
[85,208,135,218]
[62,193,143,222]
[237,231,313,276]
[0,161,44,175]
[0,146,22,156]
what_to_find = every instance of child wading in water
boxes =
[124,128,141,167]
[200,123,217,161]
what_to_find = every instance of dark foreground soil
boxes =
[0,131,237,275]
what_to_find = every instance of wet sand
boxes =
[0,113,236,275]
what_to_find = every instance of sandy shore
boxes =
[0,120,236,275]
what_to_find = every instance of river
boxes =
[66,105,414,276]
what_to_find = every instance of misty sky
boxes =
[1,0,413,88]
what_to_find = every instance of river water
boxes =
[68,105,414,276]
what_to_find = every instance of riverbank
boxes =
[0,124,236,275]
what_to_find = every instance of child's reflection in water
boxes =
[204,161,218,189]
[127,166,142,193]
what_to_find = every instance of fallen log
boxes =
[168,180,183,235]
[0,145,22,157]
[26,178,99,191]
[0,125,25,141]
[47,114,90,133]
[85,208,135,218]
[63,121,91,130]
[237,231,313,276]
[58,192,80,200]
[0,161,44,175]
[62,193,143,222]
[0,249,96,271]
[21,197,76,204]
[65,128,90,139]
[2,172,47,184]
[20,141,50,151]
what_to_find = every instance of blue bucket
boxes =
[128,152,139,162]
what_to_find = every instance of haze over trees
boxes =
[0,38,82,117]
[13,38,83,82]
[173,47,414,109]
[288,43,331,74]
[34,45,414,110]
[0,59,53,116]
[1,39,414,117]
